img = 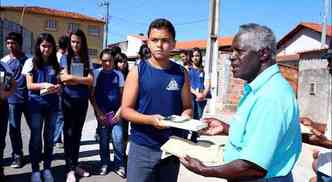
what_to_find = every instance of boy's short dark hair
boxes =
[58,35,69,50]
[147,18,176,40]
[5,32,23,47]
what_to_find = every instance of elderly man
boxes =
[181,23,302,181]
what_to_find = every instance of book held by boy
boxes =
[161,115,208,132]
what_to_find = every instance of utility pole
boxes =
[321,0,331,48]
[99,0,110,48]
[204,0,220,116]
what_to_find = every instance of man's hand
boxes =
[199,117,229,136]
[151,114,168,129]
[180,155,207,176]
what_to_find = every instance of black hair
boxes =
[180,49,192,66]
[147,18,176,40]
[58,35,69,50]
[32,33,60,74]
[191,47,203,69]
[114,52,129,78]
[5,32,23,47]
[109,45,122,55]
[67,29,90,75]
[99,48,118,60]
[138,44,151,60]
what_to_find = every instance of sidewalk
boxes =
[3,110,317,182]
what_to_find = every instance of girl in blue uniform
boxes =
[90,49,126,177]
[188,48,211,119]
[22,33,61,182]
[188,47,210,142]
[59,29,93,182]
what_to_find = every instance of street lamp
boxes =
[98,0,110,48]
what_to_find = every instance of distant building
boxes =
[0,6,105,62]
[276,22,332,124]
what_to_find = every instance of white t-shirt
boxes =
[92,68,124,88]
[21,58,33,75]
[21,58,55,76]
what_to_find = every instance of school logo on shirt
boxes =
[166,79,179,91]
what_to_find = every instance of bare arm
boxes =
[181,157,266,181]
[121,66,166,129]
[181,70,193,118]
[60,69,93,86]
[89,87,106,124]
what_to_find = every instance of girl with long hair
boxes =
[59,29,93,182]
[22,33,61,182]
[188,47,210,142]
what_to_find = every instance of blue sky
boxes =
[2,0,329,43]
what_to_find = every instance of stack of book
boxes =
[161,136,224,166]
[161,115,208,132]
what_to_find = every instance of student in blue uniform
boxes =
[188,47,210,142]
[121,18,192,182]
[1,32,29,168]
[90,48,126,177]
[0,61,16,182]
[53,35,69,148]
[22,33,61,182]
[114,52,130,164]
[59,29,93,182]
[188,47,210,120]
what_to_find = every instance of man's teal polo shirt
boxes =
[223,64,302,178]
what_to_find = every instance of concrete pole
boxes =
[204,0,220,115]
[321,0,331,48]
[99,0,110,48]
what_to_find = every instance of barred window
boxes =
[88,49,98,56]
[45,19,57,30]
[88,26,100,37]
[309,83,316,95]
[68,23,80,32]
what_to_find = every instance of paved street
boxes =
[3,105,318,182]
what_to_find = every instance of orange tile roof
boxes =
[175,37,233,50]
[1,6,105,24]
[277,22,331,48]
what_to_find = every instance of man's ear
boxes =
[258,47,271,63]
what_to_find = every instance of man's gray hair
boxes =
[236,23,277,58]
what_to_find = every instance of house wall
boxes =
[298,59,331,124]
[278,29,331,55]
[0,9,104,62]
[126,36,144,58]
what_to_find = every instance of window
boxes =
[309,83,316,95]
[88,26,100,36]
[88,49,98,56]
[45,19,57,30]
[68,23,80,32]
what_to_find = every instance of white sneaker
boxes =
[43,169,54,182]
[66,171,76,182]
[31,171,42,182]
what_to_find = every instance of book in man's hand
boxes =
[70,63,84,77]
[161,136,224,166]
[161,115,208,132]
